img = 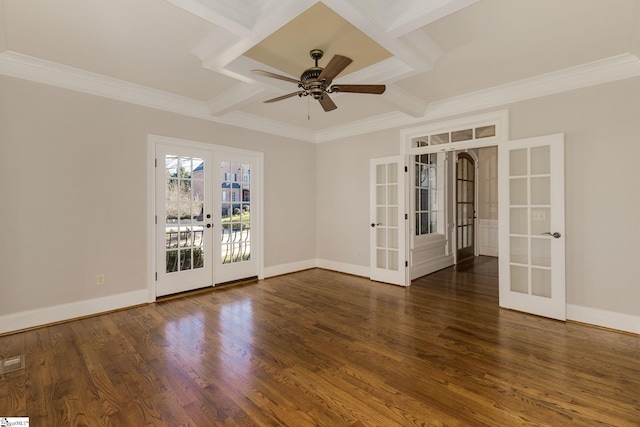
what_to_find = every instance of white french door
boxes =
[498,133,566,320]
[153,139,261,298]
[370,156,408,286]
[214,151,258,284]
[156,144,213,297]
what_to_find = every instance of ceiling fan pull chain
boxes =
[308,96,311,121]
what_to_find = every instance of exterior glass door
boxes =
[215,153,258,284]
[156,144,213,297]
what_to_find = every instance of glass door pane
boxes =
[498,134,565,321]
[370,156,407,286]
[156,145,213,297]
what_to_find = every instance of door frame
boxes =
[147,135,264,302]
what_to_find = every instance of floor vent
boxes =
[0,355,25,374]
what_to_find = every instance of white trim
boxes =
[263,259,318,278]
[567,305,640,335]
[401,109,509,154]
[0,290,148,335]
[316,259,370,278]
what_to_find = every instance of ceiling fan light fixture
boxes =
[252,48,386,112]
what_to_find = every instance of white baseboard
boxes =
[0,289,149,335]
[411,255,454,280]
[264,259,370,279]
[567,304,640,335]
[263,259,318,278]
[316,259,370,278]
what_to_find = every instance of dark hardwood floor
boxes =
[1,257,638,426]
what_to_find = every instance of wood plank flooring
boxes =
[1,257,638,426]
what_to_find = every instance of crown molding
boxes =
[0,50,211,118]
[2,50,639,144]
[220,111,316,142]
[422,52,640,121]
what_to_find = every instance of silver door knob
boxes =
[542,232,561,238]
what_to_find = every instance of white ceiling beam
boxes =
[382,85,428,118]
[191,0,315,72]
[207,83,269,117]
[165,0,257,37]
[385,0,480,38]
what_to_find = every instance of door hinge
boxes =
[155,272,157,281]
[155,158,157,167]
[405,213,408,220]
[404,166,408,173]
[405,261,408,267]
[155,215,157,225]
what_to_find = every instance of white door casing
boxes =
[498,133,566,320]
[370,156,408,286]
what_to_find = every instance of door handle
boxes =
[371,223,383,227]
[542,232,561,238]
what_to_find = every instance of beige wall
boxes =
[477,146,498,221]
[316,76,640,318]
[0,76,316,318]
[2,72,639,330]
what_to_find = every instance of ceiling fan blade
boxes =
[331,84,386,94]
[317,55,353,82]
[252,69,301,85]
[318,94,337,112]
[264,91,304,103]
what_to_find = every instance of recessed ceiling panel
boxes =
[243,2,392,79]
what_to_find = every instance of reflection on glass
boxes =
[220,301,253,379]
[165,155,207,274]
[220,161,251,264]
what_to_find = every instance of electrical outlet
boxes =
[97,274,105,286]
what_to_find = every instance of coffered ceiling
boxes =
[1,0,640,142]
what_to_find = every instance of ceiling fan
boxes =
[252,49,386,112]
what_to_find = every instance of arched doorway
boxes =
[456,152,476,262]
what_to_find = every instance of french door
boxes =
[370,156,408,286]
[215,151,258,284]
[498,134,566,320]
[156,144,213,297]
[154,140,261,297]
[456,152,476,262]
